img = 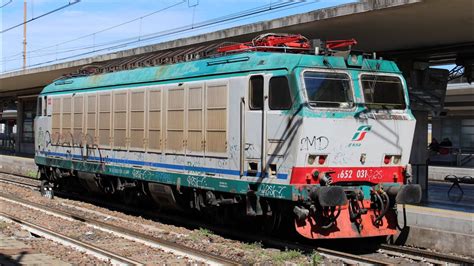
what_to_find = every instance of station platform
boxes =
[0,154,473,257]
[423,180,474,213]
[429,165,474,182]
[0,154,37,178]
[392,178,473,257]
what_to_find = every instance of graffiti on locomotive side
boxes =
[37,129,53,149]
[229,143,239,159]
[46,130,98,148]
[131,168,150,179]
[371,169,383,180]
[300,136,329,151]
[37,128,45,146]
[154,171,173,184]
[186,161,203,174]
[81,160,99,170]
[130,168,173,183]
[244,143,257,157]
[258,184,286,198]
[187,175,207,188]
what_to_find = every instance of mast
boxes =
[22,0,27,70]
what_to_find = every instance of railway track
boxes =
[0,170,37,180]
[379,244,474,265]
[0,192,392,266]
[0,212,141,265]
[0,173,40,189]
[0,174,391,264]
[0,182,239,265]
[1,172,472,265]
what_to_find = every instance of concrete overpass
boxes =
[0,0,473,198]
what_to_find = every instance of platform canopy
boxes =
[1,0,473,95]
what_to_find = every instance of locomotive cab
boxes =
[288,57,421,239]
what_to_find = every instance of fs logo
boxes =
[351,125,372,141]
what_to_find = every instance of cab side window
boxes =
[249,75,264,110]
[269,76,292,110]
[37,97,43,116]
[43,96,48,116]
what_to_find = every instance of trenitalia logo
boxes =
[352,125,372,141]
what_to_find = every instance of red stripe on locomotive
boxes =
[290,166,404,185]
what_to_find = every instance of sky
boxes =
[0,0,355,73]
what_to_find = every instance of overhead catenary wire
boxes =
[2,0,187,60]
[2,0,318,72]
[1,0,301,65]
[9,0,289,59]
[34,0,318,62]
[0,0,13,9]
[0,0,81,34]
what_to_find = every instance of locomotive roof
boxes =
[41,52,401,95]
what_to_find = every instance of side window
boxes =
[37,97,43,116]
[249,75,263,110]
[43,96,47,116]
[269,76,292,110]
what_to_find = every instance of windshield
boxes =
[303,71,353,108]
[361,74,406,109]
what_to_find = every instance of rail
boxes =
[2,172,472,265]
[0,173,393,264]
[0,212,142,265]
[0,174,39,189]
[380,244,474,264]
[0,190,240,265]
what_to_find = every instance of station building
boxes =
[430,79,474,167]
[0,89,39,155]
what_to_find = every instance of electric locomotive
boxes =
[34,34,421,240]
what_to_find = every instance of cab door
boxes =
[265,75,293,180]
[35,96,49,154]
[244,73,292,178]
[244,75,265,177]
